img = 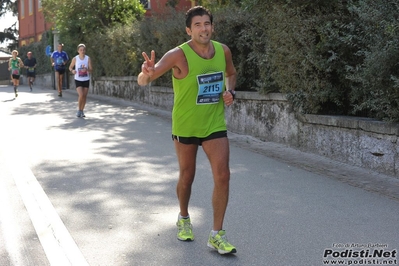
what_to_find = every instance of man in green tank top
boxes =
[138,6,237,255]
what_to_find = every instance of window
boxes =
[140,0,150,9]
[29,0,33,15]
[20,0,25,18]
[38,0,42,10]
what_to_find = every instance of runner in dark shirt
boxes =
[24,51,37,91]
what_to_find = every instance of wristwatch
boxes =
[228,89,236,100]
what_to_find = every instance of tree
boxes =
[42,0,146,40]
[0,0,18,50]
[41,0,145,77]
[0,0,17,17]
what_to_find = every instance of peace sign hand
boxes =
[141,50,155,78]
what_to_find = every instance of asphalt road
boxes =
[1,84,398,266]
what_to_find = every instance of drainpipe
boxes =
[33,0,37,42]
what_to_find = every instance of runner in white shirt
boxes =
[69,44,92,118]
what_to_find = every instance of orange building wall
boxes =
[144,0,195,16]
[18,0,52,46]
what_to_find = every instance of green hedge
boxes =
[238,0,399,121]
[17,32,53,75]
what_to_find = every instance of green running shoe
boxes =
[207,230,237,254]
[176,217,194,241]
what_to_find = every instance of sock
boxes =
[179,213,190,220]
[211,230,219,237]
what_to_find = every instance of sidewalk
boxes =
[1,84,398,266]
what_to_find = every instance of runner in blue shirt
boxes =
[51,43,69,97]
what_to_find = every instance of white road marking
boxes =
[0,177,26,265]
[6,153,89,266]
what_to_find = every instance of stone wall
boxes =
[297,115,399,177]
[32,72,54,88]
[226,92,398,177]
[91,76,173,111]
[40,74,399,178]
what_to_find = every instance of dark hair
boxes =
[185,6,213,28]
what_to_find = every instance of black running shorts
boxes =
[172,130,227,146]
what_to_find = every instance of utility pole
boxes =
[52,28,59,90]
[52,29,59,52]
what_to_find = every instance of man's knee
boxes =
[179,169,195,183]
[214,170,230,183]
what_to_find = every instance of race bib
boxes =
[78,65,88,78]
[56,57,64,66]
[28,67,34,72]
[12,69,19,75]
[196,72,224,105]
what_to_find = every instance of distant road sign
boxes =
[45,45,52,56]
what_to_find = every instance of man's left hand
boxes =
[223,90,234,106]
